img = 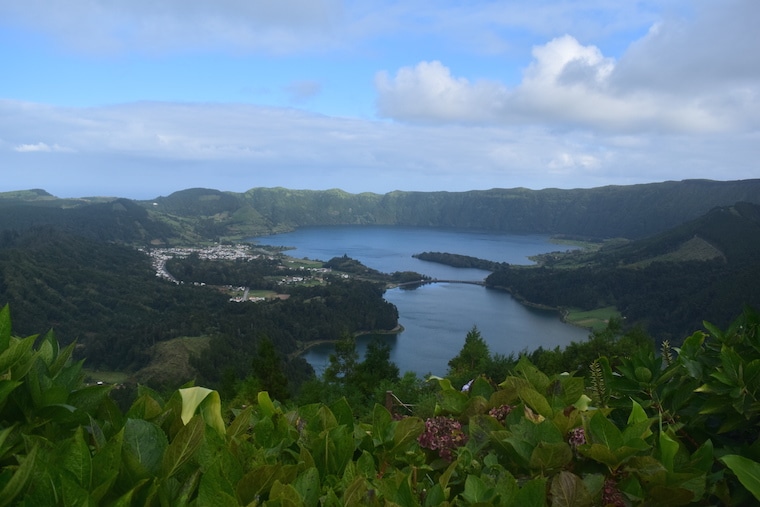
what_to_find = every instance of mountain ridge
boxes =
[4,178,760,242]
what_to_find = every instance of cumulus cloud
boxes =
[375,61,508,123]
[376,1,760,134]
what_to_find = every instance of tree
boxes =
[251,336,289,401]
[447,326,491,386]
[354,338,400,395]
[324,331,359,384]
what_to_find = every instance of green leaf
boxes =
[60,473,91,507]
[720,345,744,385]
[372,403,393,446]
[48,340,76,378]
[0,445,38,507]
[622,420,653,443]
[343,476,372,507]
[435,388,468,416]
[329,397,354,428]
[127,392,164,421]
[688,439,714,474]
[68,384,112,415]
[0,305,10,351]
[462,474,494,504]
[179,386,214,424]
[529,441,572,471]
[720,454,760,501]
[393,472,418,507]
[237,464,298,504]
[0,380,21,406]
[470,376,495,399]
[270,480,303,505]
[659,430,679,473]
[162,415,205,479]
[174,468,202,507]
[39,329,59,367]
[258,390,278,417]
[123,418,168,479]
[391,416,424,454]
[293,467,320,507]
[579,444,620,469]
[424,484,447,507]
[61,426,92,489]
[588,410,622,449]
[0,334,36,374]
[197,459,238,507]
[226,406,252,441]
[519,386,553,419]
[512,477,547,507]
[549,471,592,507]
[109,479,151,507]
[91,428,123,500]
[628,399,648,425]
[199,390,226,438]
[515,356,550,392]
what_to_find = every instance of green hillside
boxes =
[3,179,760,244]
[486,202,760,341]
[0,227,397,391]
[145,179,760,241]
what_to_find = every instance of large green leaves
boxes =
[721,455,760,501]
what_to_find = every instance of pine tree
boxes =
[251,336,290,401]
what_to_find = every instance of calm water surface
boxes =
[254,226,589,376]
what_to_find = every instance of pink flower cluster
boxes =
[418,416,469,461]
[602,479,626,507]
[488,404,513,424]
[567,427,586,450]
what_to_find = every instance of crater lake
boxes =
[253,226,590,376]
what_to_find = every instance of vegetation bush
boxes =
[2,303,760,505]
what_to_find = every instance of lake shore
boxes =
[289,324,405,360]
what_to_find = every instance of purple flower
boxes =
[567,427,586,450]
[488,404,513,424]
[418,416,469,462]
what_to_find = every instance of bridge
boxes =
[394,279,486,287]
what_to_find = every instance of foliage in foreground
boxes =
[2,305,760,505]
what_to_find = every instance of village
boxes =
[140,243,343,302]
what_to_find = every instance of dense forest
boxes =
[413,251,509,271]
[4,180,760,245]
[0,227,398,391]
[485,202,760,341]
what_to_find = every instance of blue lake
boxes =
[254,226,590,376]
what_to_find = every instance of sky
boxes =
[0,0,758,199]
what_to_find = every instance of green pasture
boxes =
[564,306,620,331]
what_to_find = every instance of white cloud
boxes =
[1,99,757,199]
[0,0,345,54]
[14,142,73,153]
[376,22,760,134]
[375,61,508,123]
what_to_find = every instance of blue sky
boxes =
[1,0,758,199]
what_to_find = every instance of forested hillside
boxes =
[3,179,760,244]
[152,179,760,240]
[486,202,760,341]
[0,227,398,390]
[1,180,759,380]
